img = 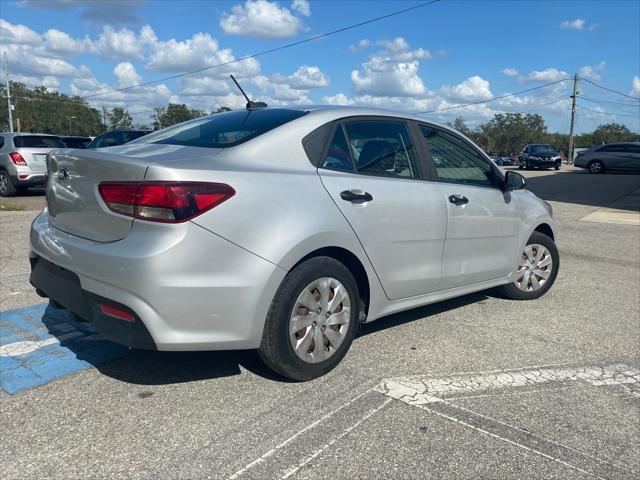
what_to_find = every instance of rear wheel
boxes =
[259,257,359,381]
[588,160,604,174]
[0,170,17,197]
[497,231,559,300]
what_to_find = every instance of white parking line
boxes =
[0,331,84,357]
[228,388,375,479]
[280,398,392,479]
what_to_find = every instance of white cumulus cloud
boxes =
[501,67,518,77]
[441,76,493,101]
[291,0,311,17]
[560,18,598,31]
[220,0,305,38]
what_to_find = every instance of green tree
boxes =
[476,113,547,155]
[588,123,638,145]
[107,107,133,129]
[152,103,206,129]
[0,81,105,135]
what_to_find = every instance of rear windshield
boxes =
[14,135,65,149]
[132,109,308,149]
[62,137,92,149]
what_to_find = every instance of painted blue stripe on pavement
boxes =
[0,304,130,394]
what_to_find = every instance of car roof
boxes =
[0,132,61,137]
[269,105,449,128]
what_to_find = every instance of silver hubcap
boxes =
[590,162,602,173]
[0,174,7,193]
[289,277,351,364]
[515,244,553,292]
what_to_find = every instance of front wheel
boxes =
[259,257,359,381]
[497,232,559,300]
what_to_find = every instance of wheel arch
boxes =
[533,222,554,241]
[292,246,371,318]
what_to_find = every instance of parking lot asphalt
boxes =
[1,166,639,479]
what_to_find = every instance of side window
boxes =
[625,144,640,154]
[321,126,353,171]
[419,125,496,187]
[601,145,622,153]
[0,136,4,149]
[343,121,422,179]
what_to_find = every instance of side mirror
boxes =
[504,170,526,190]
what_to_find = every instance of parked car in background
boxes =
[489,155,505,166]
[518,144,562,170]
[0,132,65,197]
[500,156,517,167]
[30,106,558,381]
[61,136,92,149]
[87,129,151,149]
[574,142,640,174]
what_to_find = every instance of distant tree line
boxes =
[0,82,231,135]
[2,82,638,150]
[448,113,639,157]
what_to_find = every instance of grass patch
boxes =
[0,202,27,211]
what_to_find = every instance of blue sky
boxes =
[1,0,639,132]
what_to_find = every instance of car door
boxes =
[417,124,520,290]
[317,119,448,300]
[617,144,640,171]
[599,144,626,170]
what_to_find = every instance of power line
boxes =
[412,78,571,115]
[80,0,443,100]
[577,102,640,118]
[454,96,570,124]
[581,78,640,101]
[580,94,639,109]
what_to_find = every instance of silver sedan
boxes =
[574,142,640,173]
[30,106,558,381]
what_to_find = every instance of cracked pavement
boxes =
[1,167,639,479]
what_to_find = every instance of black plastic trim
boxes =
[30,256,157,350]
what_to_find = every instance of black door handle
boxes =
[340,190,373,203]
[448,194,469,206]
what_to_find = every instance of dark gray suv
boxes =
[574,142,640,174]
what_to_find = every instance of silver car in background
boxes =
[574,142,640,173]
[0,132,66,197]
[30,106,559,381]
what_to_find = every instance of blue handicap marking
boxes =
[0,304,131,394]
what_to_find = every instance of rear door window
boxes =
[342,121,422,179]
[13,136,65,148]
[132,109,308,149]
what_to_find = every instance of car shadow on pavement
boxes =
[358,292,489,337]
[514,168,640,211]
[39,292,491,386]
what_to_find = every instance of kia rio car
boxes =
[30,106,558,381]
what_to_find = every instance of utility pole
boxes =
[3,51,14,132]
[567,73,579,164]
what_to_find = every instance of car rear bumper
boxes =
[10,173,45,187]
[29,210,287,351]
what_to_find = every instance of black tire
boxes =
[588,160,604,174]
[526,160,531,170]
[518,162,524,170]
[497,231,559,301]
[259,256,359,381]
[554,166,560,171]
[0,170,17,197]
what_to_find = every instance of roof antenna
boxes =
[230,74,267,110]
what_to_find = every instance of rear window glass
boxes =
[14,135,65,149]
[132,109,308,149]
[62,137,92,148]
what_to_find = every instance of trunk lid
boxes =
[16,148,52,173]
[46,143,212,242]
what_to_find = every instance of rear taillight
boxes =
[98,182,235,223]
[9,152,27,166]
